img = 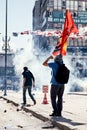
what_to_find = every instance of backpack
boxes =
[55,63,70,84]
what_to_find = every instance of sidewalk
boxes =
[0,90,87,130]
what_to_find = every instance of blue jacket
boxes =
[48,61,64,86]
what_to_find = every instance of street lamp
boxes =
[4,0,8,96]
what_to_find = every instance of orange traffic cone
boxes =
[42,93,48,104]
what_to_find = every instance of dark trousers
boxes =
[23,86,35,104]
[50,84,64,114]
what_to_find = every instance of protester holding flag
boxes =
[42,54,65,117]
[42,10,78,116]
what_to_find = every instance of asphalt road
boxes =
[0,98,59,130]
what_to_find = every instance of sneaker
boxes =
[34,100,36,105]
[56,113,62,117]
[50,112,62,117]
[57,111,62,116]
[49,111,57,116]
[21,103,26,106]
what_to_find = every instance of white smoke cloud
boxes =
[12,36,51,91]
[79,26,87,36]
[64,54,87,93]
[11,34,87,92]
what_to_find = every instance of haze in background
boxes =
[0,0,36,50]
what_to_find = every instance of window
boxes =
[70,1,74,10]
[74,39,78,46]
[78,1,86,11]
[73,11,78,18]
[48,0,54,7]
[78,39,82,46]
[54,0,62,10]
[82,2,85,11]
[85,40,87,46]
[66,0,69,10]
[58,0,62,10]
[69,38,74,46]
[86,2,87,11]
[54,0,58,9]
[62,0,66,9]
[74,1,78,10]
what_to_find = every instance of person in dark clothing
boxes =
[42,54,65,117]
[22,66,36,106]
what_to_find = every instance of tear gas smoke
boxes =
[64,54,87,92]
[12,35,87,92]
[13,36,51,91]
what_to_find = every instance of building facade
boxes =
[33,0,87,53]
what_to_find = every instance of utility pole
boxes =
[4,0,8,96]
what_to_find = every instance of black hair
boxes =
[23,66,28,71]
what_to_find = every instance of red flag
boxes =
[52,10,78,56]
[64,10,78,34]
[52,36,68,56]
[52,37,62,56]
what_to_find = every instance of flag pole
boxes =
[4,0,8,96]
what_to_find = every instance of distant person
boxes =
[42,54,65,116]
[22,66,36,106]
